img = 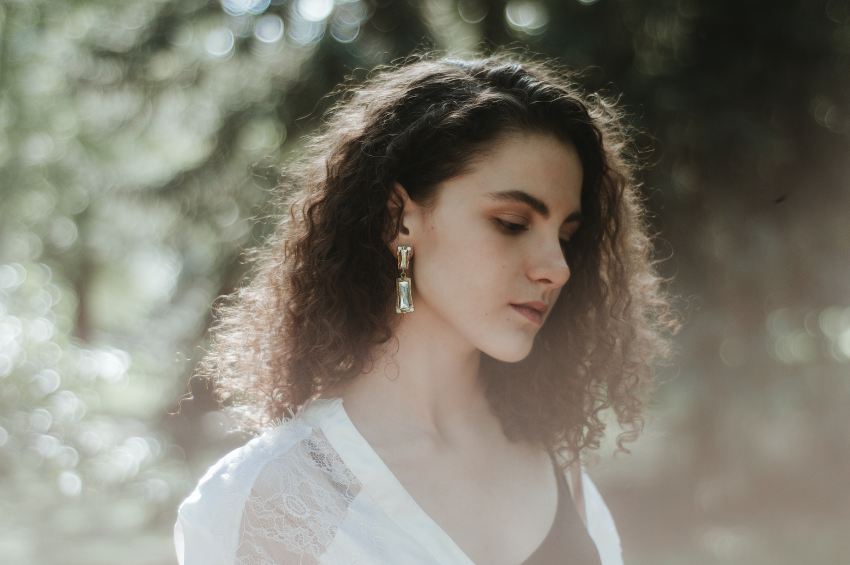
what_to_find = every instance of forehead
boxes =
[440,131,583,212]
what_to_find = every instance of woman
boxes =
[174,52,678,565]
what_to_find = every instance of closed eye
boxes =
[495,218,527,233]
[494,219,572,247]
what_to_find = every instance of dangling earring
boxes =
[395,244,414,314]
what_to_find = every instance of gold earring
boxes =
[395,244,414,314]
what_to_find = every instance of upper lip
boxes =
[512,301,548,315]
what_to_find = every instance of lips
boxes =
[515,301,547,315]
[511,303,545,325]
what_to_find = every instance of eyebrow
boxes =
[486,189,583,224]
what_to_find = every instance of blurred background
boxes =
[1,0,848,563]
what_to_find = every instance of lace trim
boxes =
[236,428,362,564]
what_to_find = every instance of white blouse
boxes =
[174,397,624,564]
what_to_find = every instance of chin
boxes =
[480,336,535,364]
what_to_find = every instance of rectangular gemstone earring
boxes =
[395,244,414,314]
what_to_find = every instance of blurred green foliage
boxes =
[0,0,848,564]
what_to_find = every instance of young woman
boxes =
[174,52,678,565]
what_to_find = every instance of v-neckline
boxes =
[301,396,565,564]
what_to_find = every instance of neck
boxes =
[332,304,502,450]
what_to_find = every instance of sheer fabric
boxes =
[174,397,624,564]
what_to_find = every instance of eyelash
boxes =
[495,219,572,247]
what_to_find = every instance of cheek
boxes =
[418,220,513,308]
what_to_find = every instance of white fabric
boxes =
[174,397,624,564]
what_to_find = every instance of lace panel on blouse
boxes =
[236,428,363,564]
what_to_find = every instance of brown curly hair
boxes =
[193,50,680,465]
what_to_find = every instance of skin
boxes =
[334,131,585,563]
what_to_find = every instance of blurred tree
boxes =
[1,0,848,564]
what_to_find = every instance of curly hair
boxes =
[192,50,680,466]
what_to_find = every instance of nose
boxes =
[527,239,571,289]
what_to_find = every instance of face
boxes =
[393,131,583,362]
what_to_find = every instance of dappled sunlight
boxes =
[1,0,848,563]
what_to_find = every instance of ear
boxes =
[387,182,421,242]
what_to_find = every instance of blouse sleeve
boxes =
[230,439,357,565]
[173,458,246,565]
[174,423,312,565]
[581,470,625,565]
[174,497,227,565]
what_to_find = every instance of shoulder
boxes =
[174,399,366,565]
[174,417,314,565]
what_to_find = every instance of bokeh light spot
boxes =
[144,477,171,503]
[819,305,847,338]
[0,264,27,289]
[766,307,794,338]
[0,316,23,348]
[330,19,360,43]
[838,328,850,358]
[50,390,87,424]
[30,408,53,434]
[205,27,236,57]
[719,337,747,367]
[788,331,817,363]
[239,118,285,152]
[0,354,12,377]
[57,445,80,469]
[21,190,56,223]
[458,0,488,23]
[49,216,79,249]
[254,14,285,43]
[28,317,55,343]
[221,0,272,16]
[22,133,58,166]
[31,369,62,397]
[288,16,326,45]
[297,0,334,22]
[78,429,106,455]
[58,471,82,497]
[335,0,369,26]
[34,433,60,458]
[505,0,549,35]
